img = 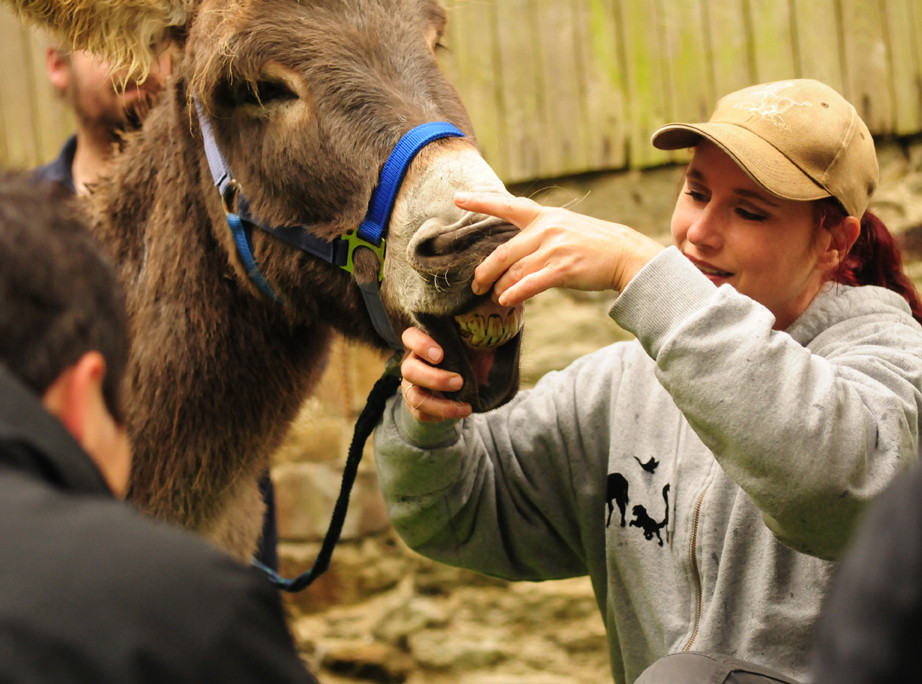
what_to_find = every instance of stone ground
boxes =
[274,136,922,683]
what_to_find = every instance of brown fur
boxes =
[62,0,520,560]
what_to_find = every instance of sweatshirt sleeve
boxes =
[373,348,620,581]
[611,247,922,559]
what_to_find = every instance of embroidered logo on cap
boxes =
[734,81,813,129]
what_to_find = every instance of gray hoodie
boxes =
[374,247,922,683]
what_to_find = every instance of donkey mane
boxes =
[9,0,192,79]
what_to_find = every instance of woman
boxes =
[373,79,922,683]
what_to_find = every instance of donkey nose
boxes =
[408,214,518,273]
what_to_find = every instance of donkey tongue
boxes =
[466,347,497,387]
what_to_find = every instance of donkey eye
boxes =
[252,79,297,105]
[216,78,297,110]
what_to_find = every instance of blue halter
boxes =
[195,98,465,351]
[194,101,469,592]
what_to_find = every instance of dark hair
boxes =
[0,170,128,421]
[815,198,922,325]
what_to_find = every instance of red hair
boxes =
[816,198,922,324]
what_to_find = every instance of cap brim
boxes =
[651,123,831,204]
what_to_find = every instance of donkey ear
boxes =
[6,0,196,79]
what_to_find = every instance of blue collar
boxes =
[194,99,464,351]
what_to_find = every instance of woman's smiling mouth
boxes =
[684,254,734,283]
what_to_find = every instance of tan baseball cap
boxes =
[651,79,878,218]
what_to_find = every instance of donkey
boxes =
[13,0,524,561]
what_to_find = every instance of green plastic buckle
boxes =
[341,230,386,282]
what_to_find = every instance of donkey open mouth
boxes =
[419,298,523,412]
[402,208,523,413]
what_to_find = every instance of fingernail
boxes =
[427,347,441,362]
[448,376,463,390]
[471,280,483,295]
[454,191,471,204]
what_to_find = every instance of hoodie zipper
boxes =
[683,483,709,651]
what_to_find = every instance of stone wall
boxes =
[274,137,922,683]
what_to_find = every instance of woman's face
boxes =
[671,140,830,330]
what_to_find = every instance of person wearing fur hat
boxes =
[374,79,922,683]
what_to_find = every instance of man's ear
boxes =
[817,216,861,273]
[45,46,71,93]
[41,351,107,445]
[42,351,130,496]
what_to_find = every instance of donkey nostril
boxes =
[418,230,485,258]
[412,221,518,262]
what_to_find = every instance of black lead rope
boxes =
[252,360,401,592]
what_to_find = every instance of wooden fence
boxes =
[1,0,921,183]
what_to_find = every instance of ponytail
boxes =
[817,199,922,325]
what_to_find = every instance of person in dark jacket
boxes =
[0,169,317,683]
[810,460,922,684]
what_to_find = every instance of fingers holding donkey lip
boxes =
[401,326,444,364]
[454,192,543,228]
[473,208,594,307]
[401,353,463,394]
[401,379,472,422]
[399,326,471,422]
[451,196,547,305]
[464,194,666,301]
[472,237,554,307]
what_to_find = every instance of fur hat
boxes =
[651,79,879,218]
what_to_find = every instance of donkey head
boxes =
[181,0,522,411]
[12,0,523,412]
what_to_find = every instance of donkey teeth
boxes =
[454,307,524,350]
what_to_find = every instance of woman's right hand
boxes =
[399,326,473,423]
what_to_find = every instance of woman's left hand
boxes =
[455,192,664,308]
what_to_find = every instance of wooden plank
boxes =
[0,6,14,165]
[493,0,544,182]
[912,0,922,132]
[839,0,893,134]
[574,0,627,171]
[0,7,40,168]
[882,0,922,135]
[657,0,711,169]
[442,1,508,178]
[912,0,922,88]
[533,0,590,177]
[704,0,754,99]
[659,0,712,123]
[748,0,797,82]
[617,0,670,168]
[790,0,844,91]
